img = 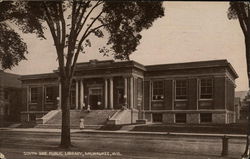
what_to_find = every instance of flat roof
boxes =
[145,59,238,78]
[20,59,239,80]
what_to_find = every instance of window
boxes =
[89,88,102,95]
[152,81,164,100]
[176,80,188,100]
[30,87,39,103]
[200,78,213,99]
[45,86,54,103]
[175,113,186,123]
[200,113,212,123]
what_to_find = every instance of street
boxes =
[0,130,246,159]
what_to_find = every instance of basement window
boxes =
[175,113,186,123]
[200,113,212,123]
[152,113,163,122]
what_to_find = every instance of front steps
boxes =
[36,109,117,129]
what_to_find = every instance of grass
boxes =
[131,123,248,134]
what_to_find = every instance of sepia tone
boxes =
[0,1,249,159]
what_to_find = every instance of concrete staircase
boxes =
[36,110,117,129]
[81,110,117,126]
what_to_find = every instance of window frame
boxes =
[45,86,55,104]
[199,78,213,100]
[175,79,188,101]
[30,87,39,104]
[151,80,164,101]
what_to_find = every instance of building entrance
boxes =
[89,95,101,110]
[88,87,102,110]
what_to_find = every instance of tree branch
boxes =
[235,3,248,37]
[76,1,103,37]
[43,2,65,77]
[69,17,106,78]
[75,1,91,35]
[59,2,66,48]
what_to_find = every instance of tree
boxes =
[0,2,28,69]
[6,1,164,148]
[228,2,250,158]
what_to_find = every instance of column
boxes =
[124,77,128,107]
[149,80,152,110]
[27,86,29,112]
[27,86,29,122]
[105,78,108,109]
[130,76,134,109]
[58,82,61,109]
[42,85,44,111]
[110,78,113,109]
[80,79,84,110]
[75,80,79,109]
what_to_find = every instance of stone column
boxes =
[149,80,152,110]
[105,78,108,109]
[130,76,134,109]
[124,77,128,107]
[58,82,62,109]
[110,78,113,109]
[80,79,84,110]
[27,86,29,112]
[75,80,79,109]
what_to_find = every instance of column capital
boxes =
[103,76,113,80]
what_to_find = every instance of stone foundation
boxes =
[143,111,231,124]
[187,113,200,124]
[163,113,175,123]
[212,113,226,124]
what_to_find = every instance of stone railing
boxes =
[36,109,61,124]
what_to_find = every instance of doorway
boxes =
[89,95,101,110]
[88,87,102,110]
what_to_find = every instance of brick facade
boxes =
[19,59,238,124]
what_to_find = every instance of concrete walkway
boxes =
[0,127,247,139]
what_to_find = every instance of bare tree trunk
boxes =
[60,77,71,148]
[243,36,250,158]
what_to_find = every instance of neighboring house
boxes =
[240,92,250,122]
[0,71,22,123]
[20,59,238,124]
[234,97,241,122]
[235,90,248,123]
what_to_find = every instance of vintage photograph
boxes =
[0,1,250,159]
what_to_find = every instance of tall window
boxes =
[45,86,54,103]
[30,87,39,103]
[176,80,187,100]
[200,78,213,99]
[152,80,164,100]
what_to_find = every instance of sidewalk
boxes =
[0,127,247,139]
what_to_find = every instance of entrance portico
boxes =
[68,74,138,110]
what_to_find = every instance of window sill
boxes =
[45,102,54,104]
[175,99,188,102]
[29,102,38,104]
[199,99,213,101]
[152,100,164,102]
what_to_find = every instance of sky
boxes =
[6,1,248,91]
